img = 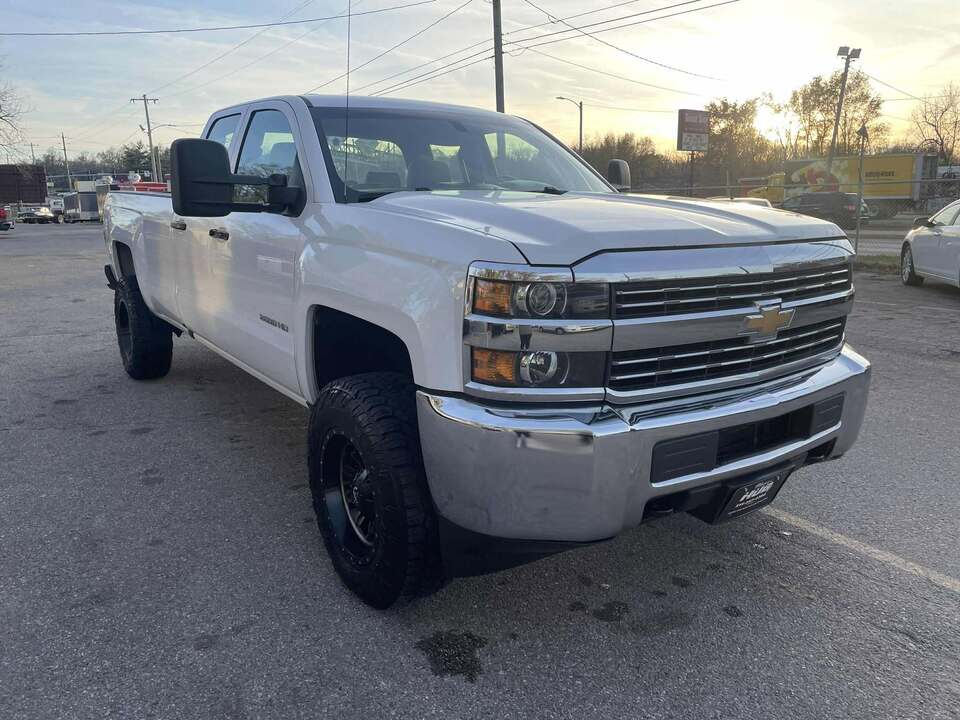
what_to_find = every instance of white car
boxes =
[102,95,870,608]
[901,199,960,287]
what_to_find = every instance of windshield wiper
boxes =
[514,185,567,195]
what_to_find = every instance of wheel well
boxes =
[311,307,414,390]
[114,242,135,278]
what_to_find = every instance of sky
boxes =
[1,0,957,163]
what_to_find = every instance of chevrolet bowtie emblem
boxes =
[740,303,795,342]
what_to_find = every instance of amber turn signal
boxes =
[471,348,518,385]
[472,279,513,316]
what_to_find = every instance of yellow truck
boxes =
[749,154,938,218]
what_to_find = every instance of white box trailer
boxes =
[62,191,100,222]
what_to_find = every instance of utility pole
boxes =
[827,46,861,173]
[492,0,504,113]
[61,132,72,189]
[131,94,159,180]
[29,142,37,165]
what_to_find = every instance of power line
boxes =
[519,0,723,81]
[364,0,731,98]
[304,0,476,93]
[166,1,366,99]
[861,71,920,101]
[352,0,710,95]
[373,54,493,96]
[147,0,318,94]
[507,0,743,55]
[0,0,438,36]
[527,48,703,96]
[581,102,676,112]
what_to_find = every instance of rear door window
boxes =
[206,114,241,148]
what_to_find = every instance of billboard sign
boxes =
[677,109,709,152]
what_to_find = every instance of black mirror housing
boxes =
[170,138,302,217]
[170,139,234,217]
[607,159,631,192]
[912,215,933,229]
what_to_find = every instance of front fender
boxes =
[292,207,526,403]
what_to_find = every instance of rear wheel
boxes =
[308,372,443,608]
[114,277,173,379]
[901,244,923,286]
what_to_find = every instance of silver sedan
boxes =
[901,199,960,287]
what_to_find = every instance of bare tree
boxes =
[0,76,25,154]
[911,83,960,165]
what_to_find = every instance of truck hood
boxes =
[371,191,845,265]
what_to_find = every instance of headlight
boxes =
[471,348,605,388]
[472,279,609,319]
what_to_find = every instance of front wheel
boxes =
[308,372,444,608]
[901,245,923,286]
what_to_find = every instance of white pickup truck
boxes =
[103,95,870,608]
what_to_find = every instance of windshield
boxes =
[310,106,613,202]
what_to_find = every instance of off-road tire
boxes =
[308,372,444,608]
[114,276,173,379]
[901,244,923,286]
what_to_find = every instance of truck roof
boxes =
[211,94,508,122]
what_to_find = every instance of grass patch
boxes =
[853,254,899,274]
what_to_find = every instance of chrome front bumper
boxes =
[417,345,871,543]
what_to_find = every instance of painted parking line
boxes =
[762,507,960,595]
[858,299,957,312]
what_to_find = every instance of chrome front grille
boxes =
[609,318,846,393]
[613,262,852,319]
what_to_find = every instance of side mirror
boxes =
[912,215,933,229]
[170,138,301,217]
[607,159,631,192]
[171,139,233,217]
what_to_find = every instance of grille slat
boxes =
[614,263,852,319]
[609,318,846,392]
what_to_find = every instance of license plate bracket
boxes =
[689,463,796,524]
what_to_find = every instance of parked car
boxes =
[901,198,960,287]
[102,95,870,608]
[0,206,13,231]
[17,206,55,224]
[781,192,870,230]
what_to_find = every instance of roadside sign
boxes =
[677,109,709,152]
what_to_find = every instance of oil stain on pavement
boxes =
[415,631,488,682]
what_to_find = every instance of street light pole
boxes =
[555,97,583,154]
[827,46,861,174]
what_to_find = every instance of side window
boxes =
[932,204,960,226]
[235,109,302,203]
[206,114,240,148]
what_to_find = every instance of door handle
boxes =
[209,228,230,242]
[170,219,187,231]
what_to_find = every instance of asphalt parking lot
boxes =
[2,222,958,720]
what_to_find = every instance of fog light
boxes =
[518,351,563,385]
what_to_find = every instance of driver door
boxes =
[208,101,308,395]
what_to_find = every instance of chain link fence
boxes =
[625,176,960,258]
